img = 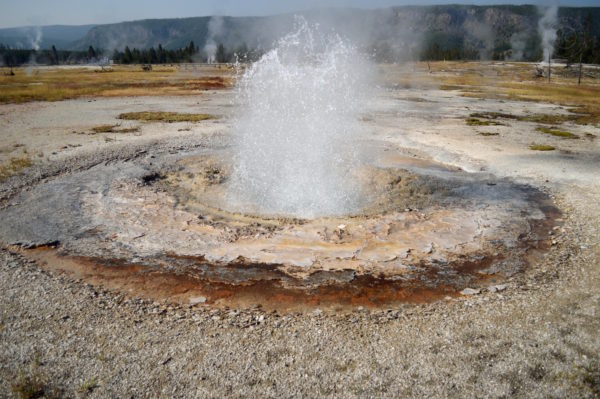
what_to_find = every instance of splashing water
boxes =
[229,18,370,218]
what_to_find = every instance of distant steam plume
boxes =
[29,26,43,50]
[538,3,559,63]
[204,16,224,63]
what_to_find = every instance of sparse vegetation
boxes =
[466,117,504,126]
[478,132,500,136]
[11,374,46,399]
[11,371,62,399]
[519,114,578,124]
[536,127,579,139]
[78,378,98,395]
[0,66,232,104]
[0,155,32,181]
[91,124,140,134]
[582,361,600,397]
[118,111,215,123]
[530,144,556,151]
[470,112,516,120]
[434,62,600,126]
[470,111,579,125]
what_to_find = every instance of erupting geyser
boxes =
[229,18,370,218]
[0,24,562,310]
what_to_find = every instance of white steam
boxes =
[29,26,43,51]
[204,16,224,63]
[538,4,558,62]
[509,32,528,61]
[228,17,371,218]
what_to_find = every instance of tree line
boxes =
[1,44,99,67]
[554,13,600,65]
[111,41,264,64]
[2,25,599,67]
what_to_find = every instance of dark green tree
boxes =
[123,46,132,63]
[112,49,121,63]
[51,45,58,65]
[157,44,166,63]
[149,47,157,63]
[216,43,227,63]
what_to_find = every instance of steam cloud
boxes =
[204,16,224,63]
[30,26,43,50]
[538,3,559,63]
[509,32,528,61]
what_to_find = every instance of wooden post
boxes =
[578,53,583,86]
[547,53,551,82]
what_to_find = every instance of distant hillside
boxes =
[1,6,599,62]
[0,25,96,49]
[70,5,600,62]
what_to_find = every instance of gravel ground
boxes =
[1,87,599,397]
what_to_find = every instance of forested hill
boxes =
[1,5,599,63]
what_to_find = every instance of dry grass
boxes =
[0,65,232,104]
[118,111,215,123]
[431,62,600,126]
[530,144,556,151]
[519,114,577,124]
[11,370,62,399]
[478,132,500,136]
[90,124,140,134]
[470,111,577,125]
[536,126,579,139]
[466,117,504,126]
[0,156,32,181]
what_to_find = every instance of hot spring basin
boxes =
[0,145,559,311]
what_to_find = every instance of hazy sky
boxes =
[2,0,597,29]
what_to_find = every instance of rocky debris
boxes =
[189,296,207,305]
[460,287,481,295]
[488,284,507,293]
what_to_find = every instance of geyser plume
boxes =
[204,16,224,63]
[229,18,370,218]
[538,4,558,63]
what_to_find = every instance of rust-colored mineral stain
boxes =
[15,191,560,313]
[20,247,461,312]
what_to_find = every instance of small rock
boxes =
[460,288,481,296]
[189,296,207,305]
[423,243,433,254]
[489,284,507,293]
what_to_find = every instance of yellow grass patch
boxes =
[118,111,215,123]
[530,144,556,151]
[0,65,233,104]
[536,127,579,139]
[0,156,32,180]
[90,124,140,133]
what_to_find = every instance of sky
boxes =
[1,0,598,29]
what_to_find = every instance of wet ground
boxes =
[0,130,560,311]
